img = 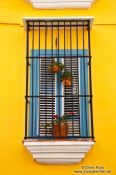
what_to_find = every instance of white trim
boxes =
[25,0,96,9]
[24,140,94,164]
[35,158,82,164]
[23,16,94,29]
[24,140,94,145]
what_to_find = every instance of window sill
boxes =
[23,139,94,164]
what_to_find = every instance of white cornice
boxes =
[24,140,94,164]
[26,0,96,9]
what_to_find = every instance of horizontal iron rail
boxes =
[25,95,93,98]
[26,19,90,23]
[26,55,92,59]
[24,136,94,139]
[28,24,88,28]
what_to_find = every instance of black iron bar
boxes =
[27,19,89,23]
[26,55,91,59]
[25,21,29,139]
[26,95,92,97]
[88,20,94,139]
[26,136,93,139]
[57,21,61,137]
[45,22,47,136]
[51,21,54,136]
[29,24,88,28]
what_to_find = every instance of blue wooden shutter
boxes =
[56,58,63,117]
[80,51,89,137]
[29,51,39,137]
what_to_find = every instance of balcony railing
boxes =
[24,18,94,140]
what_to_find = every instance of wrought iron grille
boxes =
[24,18,94,140]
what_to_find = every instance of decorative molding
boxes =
[26,0,96,9]
[24,140,94,164]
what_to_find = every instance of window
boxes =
[24,18,94,140]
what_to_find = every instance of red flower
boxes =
[52,114,58,119]
[67,112,75,115]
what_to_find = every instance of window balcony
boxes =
[23,17,95,164]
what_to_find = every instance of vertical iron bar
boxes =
[82,21,88,137]
[57,21,60,137]
[76,21,80,136]
[70,21,74,136]
[45,22,47,136]
[25,21,29,139]
[51,21,54,137]
[64,21,68,134]
[88,20,94,139]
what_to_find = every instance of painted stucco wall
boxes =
[0,0,116,174]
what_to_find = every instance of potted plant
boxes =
[48,60,64,73]
[61,70,73,86]
[44,114,68,138]
[53,112,77,137]
[53,115,68,138]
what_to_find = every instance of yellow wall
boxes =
[0,0,116,175]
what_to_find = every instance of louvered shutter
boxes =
[39,57,55,136]
[29,52,39,137]
[29,52,55,137]
[63,56,80,137]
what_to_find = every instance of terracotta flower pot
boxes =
[53,123,68,138]
[62,78,71,87]
[51,65,59,73]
